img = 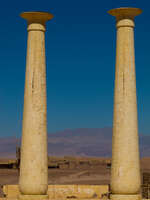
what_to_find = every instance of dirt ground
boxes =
[0,165,110,197]
[0,166,110,186]
[0,157,149,197]
[0,158,150,185]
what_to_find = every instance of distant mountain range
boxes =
[0,127,150,158]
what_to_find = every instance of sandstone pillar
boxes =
[108,8,142,200]
[19,12,54,200]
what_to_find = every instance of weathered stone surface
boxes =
[108,7,142,200]
[19,11,53,198]
[18,195,49,200]
[3,185,109,199]
[110,194,142,200]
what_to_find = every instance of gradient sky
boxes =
[0,0,150,137]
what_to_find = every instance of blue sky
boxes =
[0,0,150,137]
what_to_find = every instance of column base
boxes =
[110,194,141,200]
[18,194,49,200]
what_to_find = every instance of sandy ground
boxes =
[0,166,110,186]
[0,165,110,196]
[0,157,150,185]
[0,157,149,197]
[48,166,110,185]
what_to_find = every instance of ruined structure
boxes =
[19,12,54,200]
[108,7,142,200]
[3,184,109,199]
[7,7,143,200]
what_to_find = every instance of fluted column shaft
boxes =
[108,8,142,200]
[19,12,53,200]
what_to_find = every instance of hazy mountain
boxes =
[0,128,149,158]
[47,127,112,157]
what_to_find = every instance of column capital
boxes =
[20,11,54,31]
[108,7,142,28]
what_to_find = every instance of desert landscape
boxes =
[0,128,150,197]
[0,3,149,200]
[0,156,149,197]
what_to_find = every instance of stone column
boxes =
[19,12,54,200]
[108,8,142,200]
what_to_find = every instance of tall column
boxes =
[19,12,54,200]
[108,8,142,200]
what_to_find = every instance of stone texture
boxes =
[18,195,49,200]
[110,194,142,200]
[108,7,142,200]
[19,12,53,199]
[3,184,109,199]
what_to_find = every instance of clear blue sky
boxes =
[0,0,149,137]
